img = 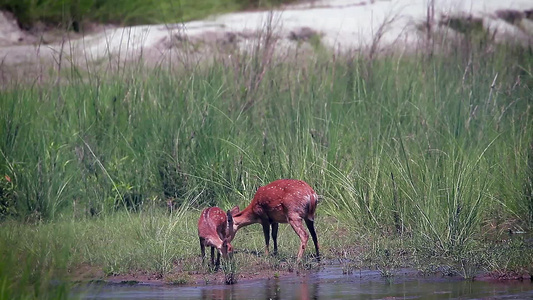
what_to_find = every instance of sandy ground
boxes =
[0,0,532,72]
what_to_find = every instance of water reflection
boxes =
[264,276,319,300]
[300,276,319,300]
[200,285,231,300]
[265,277,280,300]
[74,264,533,300]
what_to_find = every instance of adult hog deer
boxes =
[198,207,235,268]
[230,179,320,261]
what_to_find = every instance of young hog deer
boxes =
[230,179,320,261]
[198,207,235,268]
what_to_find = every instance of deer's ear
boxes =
[229,206,240,215]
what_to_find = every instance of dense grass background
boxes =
[0,21,532,297]
[1,41,531,229]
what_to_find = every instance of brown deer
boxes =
[230,179,320,261]
[198,207,235,268]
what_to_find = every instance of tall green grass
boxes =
[0,203,199,299]
[0,27,532,296]
[0,222,72,300]
[2,37,532,229]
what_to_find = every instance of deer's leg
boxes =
[210,246,216,267]
[271,222,279,255]
[261,220,271,256]
[200,237,206,263]
[305,219,320,260]
[215,249,221,269]
[288,217,309,260]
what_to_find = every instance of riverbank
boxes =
[70,264,533,299]
[1,210,531,291]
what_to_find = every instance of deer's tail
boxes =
[306,192,319,221]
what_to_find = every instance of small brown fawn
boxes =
[197,207,235,267]
[230,179,320,261]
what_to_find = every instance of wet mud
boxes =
[72,262,533,300]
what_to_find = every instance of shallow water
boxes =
[73,264,533,300]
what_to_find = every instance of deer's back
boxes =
[252,179,318,223]
[198,207,228,240]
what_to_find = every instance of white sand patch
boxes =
[0,0,531,67]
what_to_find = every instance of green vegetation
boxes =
[0,0,297,30]
[1,15,532,298]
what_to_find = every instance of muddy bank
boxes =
[71,256,300,287]
[72,258,532,288]
[71,262,533,300]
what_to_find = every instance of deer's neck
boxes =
[232,205,259,230]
